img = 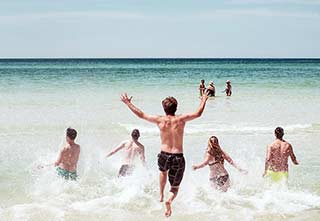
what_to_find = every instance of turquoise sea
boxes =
[0,59,320,220]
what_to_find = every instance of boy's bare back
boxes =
[122,140,144,164]
[156,115,185,153]
[267,139,298,172]
[55,143,80,172]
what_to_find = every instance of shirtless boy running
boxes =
[120,92,209,217]
[107,129,145,177]
[55,128,80,180]
[263,127,299,183]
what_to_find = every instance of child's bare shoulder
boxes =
[61,145,69,151]
[136,141,144,148]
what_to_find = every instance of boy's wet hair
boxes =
[66,127,77,140]
[131,129,140,139]
[275,127,284,139]
[162,97,178,116]
[201,79,205,83]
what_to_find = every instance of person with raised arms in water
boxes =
[106,129,145,177]
[120,92,209,217]
[192,136,247,192]
[54,128,80,181]
[263,127,299,183]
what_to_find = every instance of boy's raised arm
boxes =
[121,93,161,124]
[179,92,209,122]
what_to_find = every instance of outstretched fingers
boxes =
[120,93,133,104]
[201,90,209,100]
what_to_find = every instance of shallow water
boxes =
[0,59,319,220]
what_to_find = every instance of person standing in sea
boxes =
[206,81,216,97]
[120,91,209,217]
[263,127,299,183]
[223,80,232,96]
[106,129,145,177]
[54,128,80,181]
[199,79,206,96]
[192,135,247,192]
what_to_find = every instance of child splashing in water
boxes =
[54,128,80,181]
[193,136,247,191]
[106,129,145,177]
[263,127,299,183]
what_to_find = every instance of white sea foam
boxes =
[1,165,320,221]
[119,123,314,136]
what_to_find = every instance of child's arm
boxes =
[289,145,299,165]
[107,141,126,157]
[192,153,211,170]
[121,93,161,124]
[54,148,64,166]
[263,145,271,176]
[179,92,209,122]
[223,150,247,174]
[140,145,146,166]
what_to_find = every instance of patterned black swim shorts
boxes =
[158,151,185,187]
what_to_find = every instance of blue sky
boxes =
[0,0,319,58]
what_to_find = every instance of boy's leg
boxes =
[159,171,167,202]
[165,186,179,217]
[164,157,185,217]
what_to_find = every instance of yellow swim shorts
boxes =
[266,169,288,182]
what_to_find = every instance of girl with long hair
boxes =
[192,136,247,191]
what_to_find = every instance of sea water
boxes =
[0,59,319,220]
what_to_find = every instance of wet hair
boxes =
[275,127,284,139]
[162,97,177,116]
[207,136,224,163]
[66,127,77,140]
[131,129,140,140]
[201,79,205,83]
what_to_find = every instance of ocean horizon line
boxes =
[0,57,320,60]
